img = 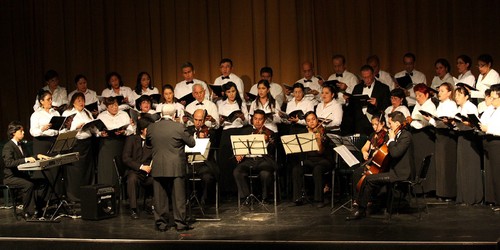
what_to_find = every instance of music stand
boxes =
[230,134,268,211]
[184,138,220,221]
[327,134,361,214]
[39,130,79,222]
[281,133,319,205]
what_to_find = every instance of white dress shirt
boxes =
[156,102,185,120]
[429,99,457,127]
[33,85,68,111]
[454,70,476,88]
[174,79,210,101]
[185,99,220,128]
[483,107,500,136]
[476,69,500,97]
[213,73,245,99]
[96,110,135,136]
[67,89,99,105]
[286,97,314,125]
[384,105,411,126]
[410,98,436,129]
[430,73,454,89]
[217,99,249,130]
[249,82,285,108]
[248,99,281,132]
[457,100,479,117]
[480,106,496,125]
[294,76,322,105]
[30,108,60,137]
[316,99,343,128]
[327,70,359,94]
[130,87,160,108]
[394,70,427,107]
[376,70,395,90]
[62,108,95,139]
[101,86,135,111]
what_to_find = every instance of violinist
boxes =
[292,111,333,208]
[233,109,277,204]
[186,109,218,205]
[347,111,413,220]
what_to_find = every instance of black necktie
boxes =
[406,72,413,76]
[375,74,380,78]
[196,102,204,105]
[186,81,194,84]
[304,79,312,82]
[221,76,230,80]
[336,73,343,78]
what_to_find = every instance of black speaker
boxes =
[80,184,117,220]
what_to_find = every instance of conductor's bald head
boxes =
[161,104,176,118]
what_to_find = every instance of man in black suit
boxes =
[122,118,154,219]
[186,109,218,205]
[2,121,46,219]
[349,65,391,135]
[147,104,195,231]
[347,111,414,220]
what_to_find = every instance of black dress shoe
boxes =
[23,212,37,221]
[176,225,194,232]
[346,209,366,221]
[130,209,139,219]
[294,199,304,206]
[155,224,168,232]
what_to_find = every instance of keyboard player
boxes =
[2,121,50,220]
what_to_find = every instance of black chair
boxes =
[237,166,278,215]
[388,154,433,220]
[113,156,152,213]
[0,157,21,220]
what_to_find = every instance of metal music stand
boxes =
[281,132,319,205]
[38,130,79,222]
[328,134,361,214]
[185,138,220,221]
[230,134,268,211]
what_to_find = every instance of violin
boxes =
[195,125,210,138]
[253,126,273,143]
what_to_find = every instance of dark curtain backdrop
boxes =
[1,0,500,140]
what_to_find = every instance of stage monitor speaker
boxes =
[80,184,117,220]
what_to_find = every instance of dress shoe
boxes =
[346,209,366,221]
[130,209,139,219]
[176,224,194,232]
[293,199,304,206]
[155,223,168,232]
[23,212,38,221]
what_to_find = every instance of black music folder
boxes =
[177,93,196,105]
[221,110,244,123]
[246,92,257,102]
[50,114,76,131]
[208,85,223,95]
[467,114,482,130]
[323,80,339,88]
[396,74,413,89]
[350,94,370,106]
[279,110,305,120]
[85,102,98,112]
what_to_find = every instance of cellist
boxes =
[347,111,414,220]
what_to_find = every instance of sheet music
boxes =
[230,134,267,156]
[280,133,318,155]
[334,145,360,167]
[185,138,211,162]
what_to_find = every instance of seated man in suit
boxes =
[186,109,218,205]
[233,109,277,204]
[347,111,413,220]
[2,121,48,220]
[122,118,154,219]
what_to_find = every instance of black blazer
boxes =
[352,80,391,115]
[2,140,30,179]
[122,134,153,174]
[388,129,414,180]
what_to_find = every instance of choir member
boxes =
[367,55,396,90]
[96,97,135,186]
[316,84,343,132]
[327,55,359,102]
[33,70,68,111]
[174,62,210,105]
[480,84,500,211]
[131,72,159,109]
[248,80,282,133]
[157,84,185,122]
[285,82,315,127]
[454,55,476,88]
[394,53,427,109]
[100,72,134,111]
[410,83,437,194]
[424,82,457,201]
[213,58,245,99]
[384,88,411,126]
[291,62,322,105]
[292,112,333,208]
[475,54,500,99]
[185,83,219,129]
[61,92,96,203]
[248,67,285,108]
[430,59,454,89]
[454,85,483,205]
[67,74,100,116]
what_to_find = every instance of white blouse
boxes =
[430,99,457,127]
[286,97,315,125]
[411,98,436,129]
[101,86,135,110]
[62,108,95,139]
[96,110,135,136]
[217,99,249,130]
[476,69,500,96]
[33,86,68,111]
[30,108,60,137]
[316,99,343,128]
[248,99,281,132]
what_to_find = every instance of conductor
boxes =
[147,104,196,231]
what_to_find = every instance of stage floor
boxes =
[0,198,499,250]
